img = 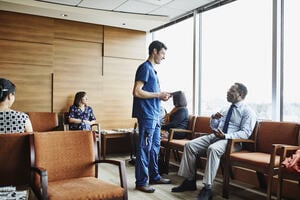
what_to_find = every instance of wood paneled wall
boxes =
[0,11,146,129]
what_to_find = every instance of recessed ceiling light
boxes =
[122,23,126,26]
[60,14,68,17]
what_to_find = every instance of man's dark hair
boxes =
[148,40,167,55]
[235,82,248,99]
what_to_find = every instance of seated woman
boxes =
[161,91,189,139]
[68,91,96,130]
[0,78,33,133]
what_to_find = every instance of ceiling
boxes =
[0,0,219,32]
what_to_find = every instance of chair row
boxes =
[160,116,300,200]
[0,131,127,200]
[27,111,101,133]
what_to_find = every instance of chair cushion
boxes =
[28,112,59,131]
[169,139,190,150]
[230,152,281,169]
[194,116,212,133]
[48,177,124,200]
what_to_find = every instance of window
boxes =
[200,0,272,119]
[152,18,194,113]
[283,0,300,122]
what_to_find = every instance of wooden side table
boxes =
[100,129,133,159]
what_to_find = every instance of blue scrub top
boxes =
[132,60,160,121]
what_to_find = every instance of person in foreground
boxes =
[161,91,189,139]
[171,82,257,200]
[0,78,33,133]
[132,40,172,193]
[68,91,96,130]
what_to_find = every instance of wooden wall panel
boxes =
[104,26,146,60]
[101,57,142,128]
[0,11,53,43]
[0,40,53,65]
[54,19,103,43]
[53,39,102,71]
[1,64,52,112]
[53,38,103,116]
[0,11,147,129]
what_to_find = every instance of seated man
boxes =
[171,82,257,200]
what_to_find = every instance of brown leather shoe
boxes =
[136,185,155,193]
[149,178,171,184]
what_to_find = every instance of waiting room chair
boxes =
[163,115,212,174]
[0,133,31,187]
[63,111,102,158]
[222,121,300,199]
[30,130,128,200]
[27,112,59,132]
[276,145,300,200]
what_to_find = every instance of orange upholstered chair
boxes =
[163,116,212,173]
[0,133,31,187]
[30,131,127,200]
[222,121,300,199]
[276,145,300,200]
[27,112,59,131]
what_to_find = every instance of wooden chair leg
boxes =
[276,170,283,200]
[164,146,171,174]
[222,160,230,198]
[266,172,273,200]
[256,171,267,189]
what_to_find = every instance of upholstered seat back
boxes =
[256,121,300,153]
[28,112,59,131]
[0,133,31,186]
[32,131,96,182]
[194,116,213,133]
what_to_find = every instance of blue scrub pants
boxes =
[135,119,161,187]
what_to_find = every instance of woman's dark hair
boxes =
[73,91,86,107]
[0,78,16,102]
[148,40,167,55]
[235,82,248,99]
[172,91,187,107]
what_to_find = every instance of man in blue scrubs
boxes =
[132,40,171,193]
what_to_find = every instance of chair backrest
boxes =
[187,115,196,130]
[256,121,300,153]
[193,116,213,133]
[31,131,96,182]
[0,133,31,186]
[28,112,59,131]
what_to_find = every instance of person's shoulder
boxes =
[240,102,256,117]
[87,106,93,110]
[9,110,28,117]
[138,61,152,70]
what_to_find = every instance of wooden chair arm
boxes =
[168,128,193,141]
[30,166,48,200]
[95,159,127,198]
[276,144,300,163]
[227,139,255,154]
